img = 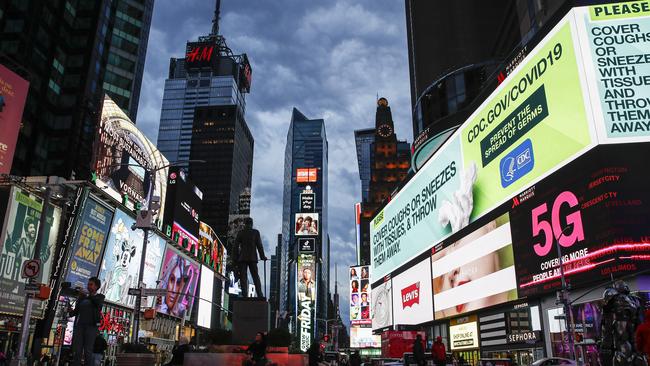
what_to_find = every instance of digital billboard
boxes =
[198,265,214,329]
[296,253,317,352]
[199,221,226,276]
[156,246,200,319]
[350,327,381,348]
[0,187,61,315]
[450,316,479,351]
[64,195,114,289]
[371,279,392,332]
[370,13,598,280]
[431,213,517,319]
[185,42,217,69]
[350,265,371,327]
[93,95,168,219]
[141,233,166,307]
[576,1,650,142]
[162,167,202,256]
[0,64,29,175]
[510,143,650,297]
[391,259,434,326]
[98,209,144,308]
[295,213,319,236]
[296,168,318,183]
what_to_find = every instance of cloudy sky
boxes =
[136,0,412,327]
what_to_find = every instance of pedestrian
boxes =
[432,336,447,366]
[413,334,425,366]
[635,309,650,359]
[39,353,51,366]
[234,218,267,298]
[349,351,361,366]
[245,332,267,366]
[70,277,104,366]
[93,334,108,366]
[308,341,323,366]
[166,336,190,366]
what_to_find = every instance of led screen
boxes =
[295,213,319,236]
[198,265,214,328]
[391,259,433,326]
[350,265,371,327]
[156,246,200,318]
[432,213,517,319]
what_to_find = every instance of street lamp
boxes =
[554,225,578,362]
[127,159,205,343]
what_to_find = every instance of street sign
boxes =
[24,283,40,294]
[127,288,142,296]
[142,288,168,297]
[21,260,41,279]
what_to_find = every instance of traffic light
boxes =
[323,334,330,343]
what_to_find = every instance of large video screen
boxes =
[163,167,202,256]
[391,259,433,326]
[295,213,319,236]
[98,209,144,308]
[350,327,381,348]
[156,246,200,318]
[350,265,371,327]
[198,265,214,328]
[510,143,650,297]
[432,213,517,319]
[141,233,166,307]
[64,195,113,289]
[0,187,62,315]
[296,254,317,352]
[371,279,392,331]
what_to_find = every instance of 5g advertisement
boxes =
[509,143,650,297]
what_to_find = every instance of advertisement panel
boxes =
[142,233,166,307]
[450,316,479,350]
[350,265,371,327]
[576,1,650,142]
[510,143,650,297]
[432,213,517,319]
[163,167,202,256]
[391,259,434,326]
[98,209,144,308]
[299,238,316,253]
[0,65,29,174]
[296,253,317,352]
[93,95,168,219]
[156,246,200,318]
[65,195,114,289]
[300,193,315,212]
[371,14,597,280]
[199,221,226,275]
[296,168,318,183]
[295,213,319,236]
[350,327,381,348]
[372,279,392,331]
[0,187,61,315]
[185,41,217,69]
[198,265,214,329]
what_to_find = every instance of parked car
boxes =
[531,357,576,366]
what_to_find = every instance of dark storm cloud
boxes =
[137,0,411,327]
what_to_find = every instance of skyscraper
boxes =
[155,2,253,237]
[280,108,328,347]
[269,234,282,323]
[0,0,153,179]
[356,99,410,265]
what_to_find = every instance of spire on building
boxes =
[211,0,221,36]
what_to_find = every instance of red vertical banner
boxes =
[0,64,29,174]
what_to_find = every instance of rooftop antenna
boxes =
[211,0,221,35]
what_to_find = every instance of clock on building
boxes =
[377,124,393,138]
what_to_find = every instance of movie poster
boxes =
[0,186,61,315]
[64,195,114,289]
[97,209,144,308]
[156,246,200,319]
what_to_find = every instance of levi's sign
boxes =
[401,282,420,309]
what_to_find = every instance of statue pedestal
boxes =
[232,298,270,344]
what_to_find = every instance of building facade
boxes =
[155,13,253,238]
[0,0,153,179]
[280,108,329,346]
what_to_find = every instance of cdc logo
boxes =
[499,139,534,188]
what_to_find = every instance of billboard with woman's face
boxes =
[156,246,200,318]
[295,213,319,236]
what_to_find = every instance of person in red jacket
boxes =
[432,336,446,366]
[635,309,650,359]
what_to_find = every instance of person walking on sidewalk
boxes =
[413,334,425,366]
[433,336,447,366]
[70,277,104,366]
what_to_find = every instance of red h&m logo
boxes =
[186,45,214,63]
[401,282,420,309]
